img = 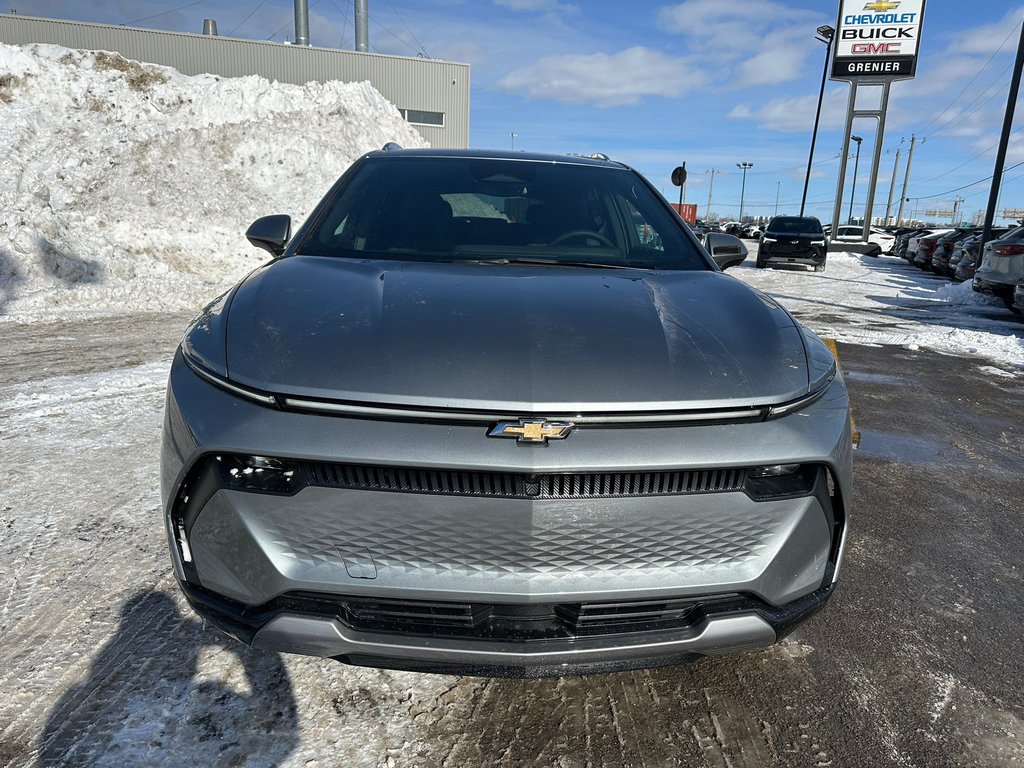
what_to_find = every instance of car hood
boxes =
[223,256,811,412]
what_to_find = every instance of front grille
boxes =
[276,592,751,640]
[301,462,745,499]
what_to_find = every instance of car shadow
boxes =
[38,590,299,767]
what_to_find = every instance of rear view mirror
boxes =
[704,232,748,270]
[246,215,292,257]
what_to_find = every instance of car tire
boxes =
[1004,299,1023,316]
[814,262,826,273]
[755,259,766,269]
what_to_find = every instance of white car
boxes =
[832,225,895,255]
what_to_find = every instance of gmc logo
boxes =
[852,42,903,53]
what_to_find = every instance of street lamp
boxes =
[775,181,781,217]
[737,162,754,221]
[510,132,517,151]
[848,135,863,225]
[800,25,835,217]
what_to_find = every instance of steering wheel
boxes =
[551,229,615,247]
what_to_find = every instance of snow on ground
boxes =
[731,247,1024,372]
[0,42,426,321]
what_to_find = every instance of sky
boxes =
[7,0,1024,225]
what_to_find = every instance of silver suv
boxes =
[974,225,1024,313]
[162,148,853,677]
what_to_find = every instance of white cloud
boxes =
[728,90,849,133]
[955,6,1024,55]
[493,0,578,14]
[657,0,826,86]
[498,47,707,107]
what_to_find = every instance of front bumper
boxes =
[759,242,826,266]
[162,351,852,674]
[179,578,834,677]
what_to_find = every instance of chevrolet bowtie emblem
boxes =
[863,0,899,10]
[488,419,576,444]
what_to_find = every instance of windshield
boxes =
[295,156,707,270]
[767,217,823,235]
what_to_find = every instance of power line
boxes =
[916,17,1023,136]
[913,125,1024,187]
[339,0,350,48]
[226,0,269,37]
[924,61,1016,140]
[126,0,206,25]
[368,14,423,56]
[906,160,1024,201]
[266,0,323,41]
[383,0,429,57]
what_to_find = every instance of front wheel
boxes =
[755,259,766,269]
[814,262,826,272]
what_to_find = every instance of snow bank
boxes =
[734,250,1024,369]
[0,43,427,320]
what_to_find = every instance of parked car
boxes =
[894,228,930,259]
[906,229,953,266]
[739,223,763,238]
[928,229,977,275]
[757,216,828,271]
[1013,280,1024,314]
[831,225,893,256]
[974,226,1024,312]
[947,234,979,279]
[161,147,852,677]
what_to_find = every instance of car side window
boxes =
[623,199,664,252]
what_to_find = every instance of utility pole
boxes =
[951,196,965,225]
[705,169,720,220]
[896,134,918,226]
[885,146,901,225]
[355,0,369,51]
[981,18,1024,248]
[775,181,781,217]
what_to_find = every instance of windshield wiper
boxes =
[454,257,646,270]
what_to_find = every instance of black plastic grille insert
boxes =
[302,462,745,499]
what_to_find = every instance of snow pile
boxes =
[934,278,999,306]
[0,43,426,320]
[734,250,1024,369]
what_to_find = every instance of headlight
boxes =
[766,329,838,419]
[811,239,826,246]
[180,290,232,378]
[761,237,777,243]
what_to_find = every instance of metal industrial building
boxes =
[0,12,470,148]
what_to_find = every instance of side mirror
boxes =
[704,232,748,270]
[246,215,292,257]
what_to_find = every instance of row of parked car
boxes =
[892,225,1024,315]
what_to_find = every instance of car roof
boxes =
[365,147,630,170]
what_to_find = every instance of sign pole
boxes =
[831,83,857,237]
[861,82,891,240]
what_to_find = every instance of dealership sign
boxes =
[832,0,926,81]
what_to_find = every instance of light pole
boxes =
[847,135,862,225]
[775,181,781,217]
[510,132,517,151]
[800,25,835,217]
[737,162,753,221]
